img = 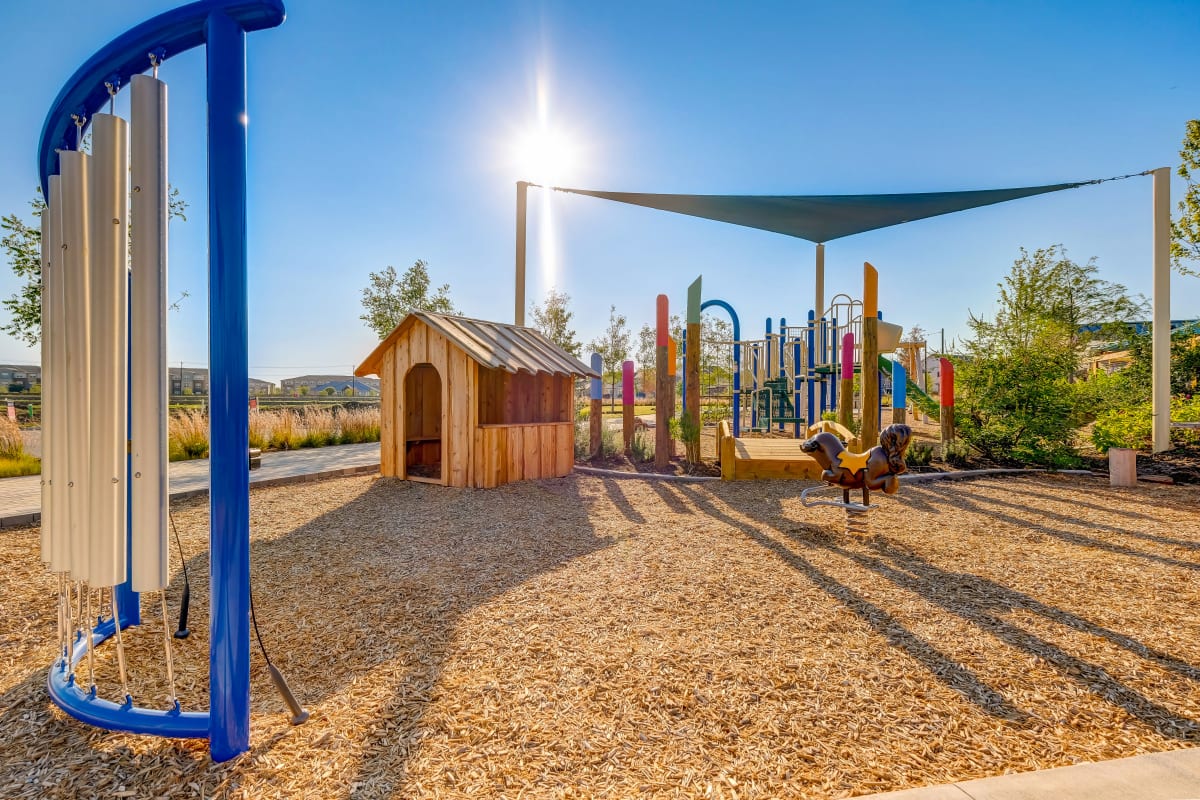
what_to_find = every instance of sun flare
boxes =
[512,123,579,187]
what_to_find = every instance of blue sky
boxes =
[1,0,1197,382]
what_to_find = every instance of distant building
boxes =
[309,378,380,396]
[0,364,274,396]
[281,374,380,396]
[169,367,275,396]
[0,364,40,392]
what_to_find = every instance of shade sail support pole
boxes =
[1151,167,1171,453]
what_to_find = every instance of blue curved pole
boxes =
[38,0,285,194]
[700,299,740,436]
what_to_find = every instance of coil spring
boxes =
[845,506,871,537]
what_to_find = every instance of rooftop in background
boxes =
[1078,319,1200,336]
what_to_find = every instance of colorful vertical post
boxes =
[685,277,702,462]
[667,336,677,420]
[892,359,907,424]
[655,295,670,467]
[589,353,602,457]
[861,263,879,449]
[939,357,955,445]
[838,333,854,433]
[622,360,635,453]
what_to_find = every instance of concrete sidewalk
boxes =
[0,442,381,528]
[854,747,1200,799]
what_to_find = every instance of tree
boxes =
[530,288,581,356]
[1172,119,1200,278]
[2,187,188,347]
[1,198,42,347]
[635,323,656,394]
[360,259,458,339]
[588,305,630,411]
[967,245,1144,360]
[4,191,189,345]
[956,245,1146,466]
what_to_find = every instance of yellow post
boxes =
[861,262,879,449]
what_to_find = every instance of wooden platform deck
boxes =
[717,420,826,481]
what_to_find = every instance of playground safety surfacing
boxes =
[1,471,1198,799]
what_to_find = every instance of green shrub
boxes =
[701,404,730,425]
[0,417,24,459]
[0,453,40,477]
[906,442,933,467]
[574,418,590,459]
[168,409,209,461]
[956,349,1082,467]
[941,438,972,467]
[600,426,620,458]
[269,409,304,450]
[337,407,380,443]
[1092,396,1200,453]
[630,430,655,462]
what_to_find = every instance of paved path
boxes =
[855,747,1200,799]
[0,442,381,528]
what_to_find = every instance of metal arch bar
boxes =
[37,0,285,193]
[700,299,741,436]
[46,618,208,738]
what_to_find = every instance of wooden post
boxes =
[685,277,702,462]
[838,332,854,432]
[719,419,735,480]
[589,353,602,457]
[1109,448,1137,487]
[861,262,879,449]
[939,357,955,444]
[655,295,670,467]
[622,360,635,454]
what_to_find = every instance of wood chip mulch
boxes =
[1,472,1198,799]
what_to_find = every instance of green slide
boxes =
[877,355,939,421]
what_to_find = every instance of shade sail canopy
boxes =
[550,182,1090,243]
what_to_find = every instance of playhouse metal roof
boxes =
[356,312,601,379]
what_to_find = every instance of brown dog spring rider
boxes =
[800,424,912,535]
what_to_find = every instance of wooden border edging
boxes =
[900,468,1093,484]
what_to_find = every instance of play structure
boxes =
[37,0,285,761]
[356,312,597,488]
[515,170,1177,453]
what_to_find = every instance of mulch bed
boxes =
[2,472,1199,798]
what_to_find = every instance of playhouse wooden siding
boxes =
[359,313,595,489]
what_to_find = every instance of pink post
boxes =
[841,333,854,380]
[656,295,669,347]
[622,359,636,453]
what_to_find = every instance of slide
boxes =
[878,355,939,421]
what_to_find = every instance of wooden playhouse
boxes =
[356,312,599,488]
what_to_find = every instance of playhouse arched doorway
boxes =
[404,363,442,482]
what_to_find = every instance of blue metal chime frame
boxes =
[38,0,285,762]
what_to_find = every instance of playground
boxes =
[2,471,1199,798]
